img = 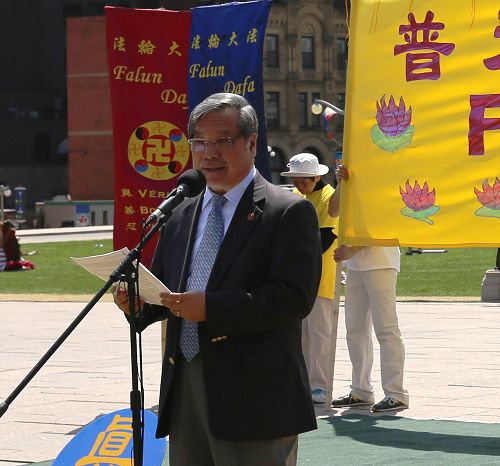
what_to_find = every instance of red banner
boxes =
[105,7,191,265]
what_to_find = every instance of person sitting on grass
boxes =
[0,220,35,271]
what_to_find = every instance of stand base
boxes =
[481,269,500,303]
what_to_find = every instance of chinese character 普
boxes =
[394,10,455,81]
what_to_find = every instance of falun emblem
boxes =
[128,121,189,180]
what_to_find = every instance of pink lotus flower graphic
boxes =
[400,180,439,224]
[474,177,500,218]
[372,95,414,152]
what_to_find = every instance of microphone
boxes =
[145,169,206,226]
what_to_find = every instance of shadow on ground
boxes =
[328,414,500,456]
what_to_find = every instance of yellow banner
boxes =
[341,0,500,247]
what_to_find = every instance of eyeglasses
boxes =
[188,135,242,153]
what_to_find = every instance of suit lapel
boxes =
[208,172,267,289]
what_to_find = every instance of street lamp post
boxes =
[0,184,12,222]
[311,98,345,148]
[311,98,345,116]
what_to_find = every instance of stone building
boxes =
[262,0,347,184]
[0,0,347,221]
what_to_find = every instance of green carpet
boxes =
[32,415,500,465]
[299,414,500,465]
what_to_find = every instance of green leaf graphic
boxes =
[475,206,500,218]
[371,125,415,152]
[400,206,439,225]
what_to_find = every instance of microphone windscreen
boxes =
[176,169,206,197]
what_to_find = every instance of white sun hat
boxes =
[280,153,329,177]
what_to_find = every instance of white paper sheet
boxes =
[71,247,170,305]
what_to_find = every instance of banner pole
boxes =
[322,258,343,414]
[321,162,346,415]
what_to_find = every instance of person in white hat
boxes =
[281,153,339,405]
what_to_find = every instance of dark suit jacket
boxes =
[140,171,322,441]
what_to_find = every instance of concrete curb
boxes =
[16,225,113,238]
[0,294,115,302]
[0,294,480,303]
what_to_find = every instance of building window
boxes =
[64,1,134,17]
[266,92,280,128]
[336,37,347,81]
[269,147,286,185]
[298,93,308,127]
[266,34,279,68]
[335,114,345,132]
[302,36,315,69]
[312,92,321,127]
[333,0,347,10]
[33,133,51,163]
[336,38,347,70]
[337,92,345,108]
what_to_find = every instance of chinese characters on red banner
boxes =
[120,186,171,232]
[106,8,191,264]
[106,5,271,259]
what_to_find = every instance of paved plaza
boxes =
[0,296,499,464]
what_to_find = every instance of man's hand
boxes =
[112,285,144,316]
[333,245,360,262]
[160,291,207,321]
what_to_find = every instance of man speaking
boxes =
[114,93,321,465]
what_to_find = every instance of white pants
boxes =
[302,296,334,392]
[345,268,409,405]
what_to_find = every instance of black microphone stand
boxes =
[0,215,167,466]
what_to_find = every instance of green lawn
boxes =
[0,240,496,297]
[0,240,114,294]
[398,247,495,296]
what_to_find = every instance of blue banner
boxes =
[53,408,166,465]
[188,0,272,180]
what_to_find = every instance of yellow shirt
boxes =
[294,184,337,299]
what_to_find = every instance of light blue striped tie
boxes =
[180,194,227,361]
